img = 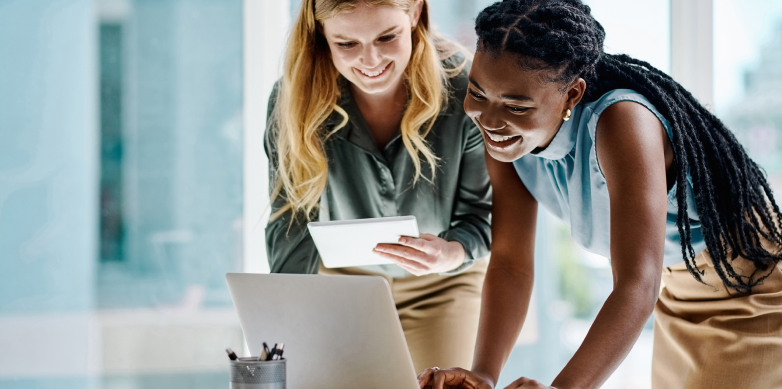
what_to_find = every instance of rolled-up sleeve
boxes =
[439,114,492,274]
[264,83,321,274]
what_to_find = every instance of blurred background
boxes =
[1,0,781,387]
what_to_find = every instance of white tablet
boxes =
[307,216,419,268]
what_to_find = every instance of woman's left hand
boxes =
[373,233,465,276]
[503,377,556,389]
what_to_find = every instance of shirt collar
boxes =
[327,79,395,162]
[530,104,580,160]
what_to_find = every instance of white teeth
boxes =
[487,132,517,142]
[359,63,388,77]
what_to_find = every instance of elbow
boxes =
[638,274,661,313]
[615,277,660,317]
[642,292,658,317]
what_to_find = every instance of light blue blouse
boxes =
[513,89,706,268]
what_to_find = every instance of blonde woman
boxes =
[264,0,492,373]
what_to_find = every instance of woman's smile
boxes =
[483,130,522,150]
[355,62,392,79]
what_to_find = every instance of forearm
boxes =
[472,261,535,386]
[446,116,492,265]
[439,221,490,275]
[551,283,657,389]
[441,218,491,256]
[265,215,320,274]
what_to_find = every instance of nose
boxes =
[478,113,507,131]
[360,44,382,69]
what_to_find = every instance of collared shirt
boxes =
[513,89,704,268]
[264,58,492,277]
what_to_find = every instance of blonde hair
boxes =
[270,0,469,221]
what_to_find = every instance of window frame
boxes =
[243,0,290,273]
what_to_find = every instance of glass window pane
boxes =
[586,0,670,74]
[0,0,244,386]
[97,0,244,310]
[426,0,497,51]
[714,0,782,186]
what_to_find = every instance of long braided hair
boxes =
[476,0,782,293]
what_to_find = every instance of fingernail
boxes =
[399,238,407,244]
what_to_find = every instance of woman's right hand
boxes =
[417,367,495,389]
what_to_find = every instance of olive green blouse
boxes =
[264,59,491,277]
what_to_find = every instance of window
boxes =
[96,0,244,310]
[5,1,769,387]
[100,22,125,263]
[714,0,782,188]
[0,0,244,386]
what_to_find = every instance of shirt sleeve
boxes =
[438,114,493,275]
[264,82,321,274]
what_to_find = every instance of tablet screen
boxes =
[307,216,419,268]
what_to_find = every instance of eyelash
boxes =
[468,89,485,100]
[507,106,530,113]
[469,88,530,114]
[336,34,397,48]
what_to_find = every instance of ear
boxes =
[564,78,587,113]
[410,0,424,28]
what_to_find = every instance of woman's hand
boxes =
[373,233,465,275]
[417,367,554,389]
[502,377,556,389]
[417,367,495,389]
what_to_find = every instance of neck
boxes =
[349,77,407,115]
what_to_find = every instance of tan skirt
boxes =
[653,249,782,389]
[319,258,488,374]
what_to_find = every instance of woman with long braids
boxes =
[266,0,492,373]
[418,1,782,388]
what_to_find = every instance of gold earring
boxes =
[563,109,572,121]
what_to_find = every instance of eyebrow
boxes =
[469,77,534,102]
[333,25,400,41]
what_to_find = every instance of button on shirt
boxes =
[264,59,492,277]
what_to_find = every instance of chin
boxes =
[486,148,522,163]
[350,70,403,95]
[480,130,528,162]
[354,81,394,95]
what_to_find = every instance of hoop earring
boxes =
[563,109,572,121]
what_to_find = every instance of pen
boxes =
[225,348,238,361]
[263,342,272,361]
[259,343,269,361]
[269,343,278,361]
[272,343,285,360]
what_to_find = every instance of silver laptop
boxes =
[225,273,420,389]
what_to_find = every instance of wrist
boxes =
[445,240,466,271]
[470,367,498,388]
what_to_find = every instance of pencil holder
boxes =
[229,357,286,389]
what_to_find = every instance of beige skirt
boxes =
[653,248,782,389]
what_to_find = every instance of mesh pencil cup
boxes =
[229,357,286,389]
